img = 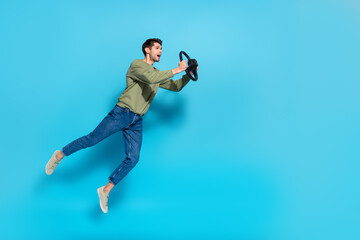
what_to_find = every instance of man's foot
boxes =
[45,150,63,175]
[97,186,109,213]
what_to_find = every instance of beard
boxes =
[151,53,160,62]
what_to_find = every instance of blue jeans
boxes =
[62,105,143,185]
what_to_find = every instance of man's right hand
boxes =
[172,60,188,75]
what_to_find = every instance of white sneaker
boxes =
[97,186,109,213]
[45,150,61,175]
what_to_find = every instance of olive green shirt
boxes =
[117,59,190,116]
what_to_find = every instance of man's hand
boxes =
[172,60,188,75]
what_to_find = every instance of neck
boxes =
[144,55,154,65]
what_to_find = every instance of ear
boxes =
[145,47,151,54]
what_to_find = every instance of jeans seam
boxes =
[110,164,124,181]
[109,132,133,184]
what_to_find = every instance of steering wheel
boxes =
[179,51,198,81]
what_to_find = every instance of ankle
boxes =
[55,151,64,161]
[103,183,114,194]
[103,188,110,194]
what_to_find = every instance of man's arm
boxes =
[171,60,187,75]
[129,60,188,85]
[159,74,191,92]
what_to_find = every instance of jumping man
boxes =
[45,38,197,213]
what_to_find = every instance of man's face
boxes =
[146,42,162,62]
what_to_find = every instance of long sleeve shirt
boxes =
[117,59,190,116]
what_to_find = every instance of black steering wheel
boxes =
[179,51,198,81]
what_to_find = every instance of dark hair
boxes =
[142,38,162,56]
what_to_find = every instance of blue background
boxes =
[1,0,359,239]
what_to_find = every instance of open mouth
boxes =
[157,55,161,58]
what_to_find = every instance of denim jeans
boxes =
[62,105,143,185]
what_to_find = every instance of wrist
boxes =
[172,67,180,75]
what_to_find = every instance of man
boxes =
[45,38,197,213]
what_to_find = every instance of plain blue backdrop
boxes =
[1,0,359,239]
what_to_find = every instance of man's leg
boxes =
[108,115,143,186]
[97,114,142,213]
[61,106,131,157]
[46,105,131,174]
